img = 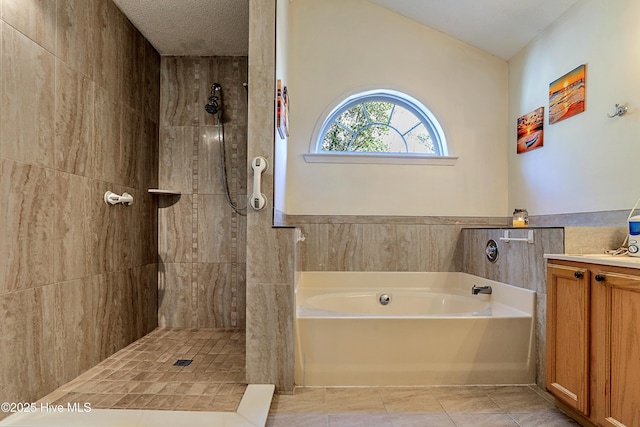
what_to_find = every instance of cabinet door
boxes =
[546,264,590,415]
[594,271,640,427]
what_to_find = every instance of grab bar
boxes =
[499,230,534,244]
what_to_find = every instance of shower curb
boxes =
[0,384,275,427]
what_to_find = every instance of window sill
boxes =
[303,153,458,165]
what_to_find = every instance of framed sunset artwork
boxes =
[549,64,586,124]
[517,107,544,154]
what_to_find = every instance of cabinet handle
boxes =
[595,274,606,282]
[574,271,584,279]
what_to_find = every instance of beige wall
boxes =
[285,0,509,216]
[509,0,640,215]
[0,0,159,416]
[158,56,248,328]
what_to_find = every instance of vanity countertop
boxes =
[544,253,640,269]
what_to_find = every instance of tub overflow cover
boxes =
[379,294,390,305]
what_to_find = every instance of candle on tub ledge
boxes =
[512,209,529,227]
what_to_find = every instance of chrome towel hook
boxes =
[607,103,628,118]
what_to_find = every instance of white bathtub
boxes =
[294,271,536,386]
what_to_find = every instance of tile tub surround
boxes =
[460,228,564,389]
[267,386,579,426]
[158,56,248,329]
[0,0,159,419]
[280,214,507,272]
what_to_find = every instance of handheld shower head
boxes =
[205,83,222,115]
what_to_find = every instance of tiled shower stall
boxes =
[158,56,248,329]
[0,0,159,413]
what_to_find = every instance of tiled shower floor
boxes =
[38,328,247,412]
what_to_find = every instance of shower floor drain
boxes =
[173,359,193,367]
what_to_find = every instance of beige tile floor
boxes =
[267,385,580,426]
[38,328,247,412]
[36,328,579,427]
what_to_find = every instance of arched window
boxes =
[305,89,454,165]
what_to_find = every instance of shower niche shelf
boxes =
[148,188,181,195]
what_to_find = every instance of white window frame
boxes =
[304,89,457,165]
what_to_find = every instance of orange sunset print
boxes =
[517,107,544,154]
[549,64,585,124]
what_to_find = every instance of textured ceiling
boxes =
[111,0,249,56]
[111,0,577,60]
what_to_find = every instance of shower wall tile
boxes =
[0,0,160,416]
[92,0,123,97]
[201,57,249,127]
[93,270,135,359]
[120,105,143,186]
[141,264,160,335]
[158,263,193,328]
[1,0,56,53]
[0,24,55,168]
[93,86,122,183]
[143,41,161,123]
[236,263,247,329]
[121,20,145,113]
[237,212,248,265]
[158,55,247,329]
[159,126,194,194]
[54,277,96,383]
[54,171,90,283]
[0,159,55,293]
[158,195,193,263]
[139,118,160,190]
[86,181,137,275]
[160,57,200,126]
[198,195,233,263]
[198,126,225,195]
[54,59,94,176]
[197,262,232,328]
[0,288,54,403]
[56,0,95,78]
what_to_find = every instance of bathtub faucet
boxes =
[472,285,492,295]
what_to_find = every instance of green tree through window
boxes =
[317,90,445,156]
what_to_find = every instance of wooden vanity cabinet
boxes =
[546,263,590,415]
[546,260,640,427]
